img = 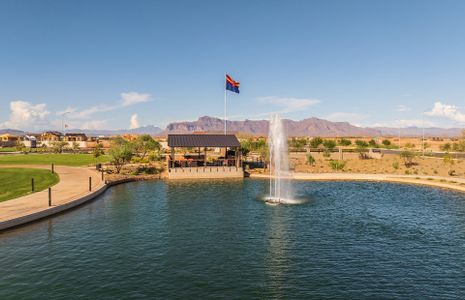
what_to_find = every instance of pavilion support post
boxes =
[204,147,207,166]
[170,147,175,168]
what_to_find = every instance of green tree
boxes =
[72,141,80,152]
[288,137,307,151]
[368,139,378,148]
[133,134,160,161]
[355,140,369,159]
[309,137,324,148]
[443,153,455,175]
[239,140,251,158]
[92,143,105,161]
[338,138,352,146]
[382,139,391,146]
[355,140,368,148]
[323,139,337,150]
[109,136,134,173]
[51,141,68,153]
[400,150,415,167]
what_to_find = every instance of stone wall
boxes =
[168,166,244,179]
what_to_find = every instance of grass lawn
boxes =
[0,168,60,202]
[0,154,110,166]
[0,147,16,152]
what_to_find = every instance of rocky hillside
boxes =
[164,116,379,137]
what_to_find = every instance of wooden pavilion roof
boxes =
[167,134,240,148]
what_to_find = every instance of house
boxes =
[167,134,243,179]
[0,134,19,147]
[22,135,38,148]
[40,131,63,147]
[64,133,88,148]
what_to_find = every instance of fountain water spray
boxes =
[267,114,293,204]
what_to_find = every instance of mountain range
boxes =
[1,116,463,137]
[164,116,463,137]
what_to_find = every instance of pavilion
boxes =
[167,134,243,179]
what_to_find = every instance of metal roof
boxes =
[168,134,241,148]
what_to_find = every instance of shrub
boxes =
[309,137,324,148]
[306,154,316,166]
[329,160,346,171]
[338,138,352,146]
[289,138,307,151]
[382,139,391,146]
[400,150,415,167]
[440,143,452,151]
[392,161,399,170]
[323,149,331,158]
[322,139,337,150]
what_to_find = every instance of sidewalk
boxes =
[0,165,105,230]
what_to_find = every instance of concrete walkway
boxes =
[252,172,465,193]
[0,165,105,230]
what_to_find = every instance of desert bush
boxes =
[355,140,369,159]
[306,154,316,166]
[338,138,352,146]
[323,139,337,150]
[392,161,399,170]
[382,139,391,146]
[400,150,416,167]
[329,160,346,171]
[309,137,324,148]
[288,138,307,151]
[323,149,331,158]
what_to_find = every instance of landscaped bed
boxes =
[0,168,60,202]
[0,153,109,166]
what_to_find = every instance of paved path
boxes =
[252,172,465,193]
[0,165,104,225]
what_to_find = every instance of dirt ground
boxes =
[285,152,465,178]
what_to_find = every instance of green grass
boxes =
[0,154,110,166]
[0,147,16,152]
[0,168,59,202]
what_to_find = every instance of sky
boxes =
[1,0,465,131]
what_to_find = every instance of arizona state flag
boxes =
[225,74,240,93]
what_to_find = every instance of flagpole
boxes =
[224,76,227,135]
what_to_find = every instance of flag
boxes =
[225,74,240,93]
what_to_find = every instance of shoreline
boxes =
[251,172,465,194]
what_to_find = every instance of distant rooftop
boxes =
[167,134,240,148]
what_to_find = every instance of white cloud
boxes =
[129,114,139,129]
[396,104,410,112]
[80,120,108,130]
[424,101,465,123]
[0,100,50,130]
[257,96,320,114]
[121,92,151,106]
[64,92,152,120]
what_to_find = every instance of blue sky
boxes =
[1,0,465,130]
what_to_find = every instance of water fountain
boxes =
[266,114,293,204]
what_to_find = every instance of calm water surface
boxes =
[1,179,465,299]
